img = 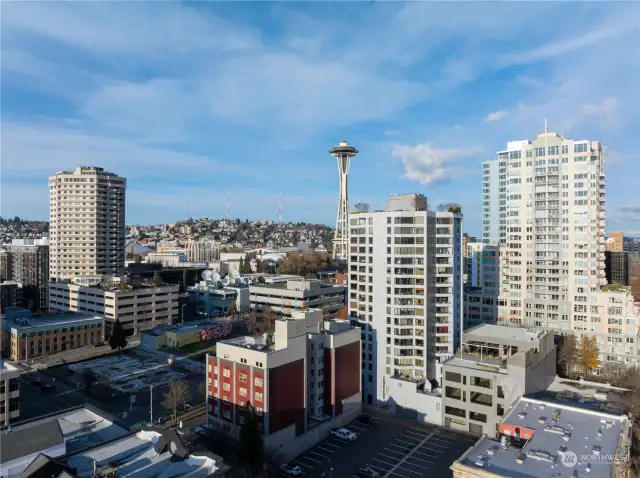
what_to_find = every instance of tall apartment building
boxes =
[49,166,126,280]
[0,249,12,281]
[348,193,463,405]
[206,309,361,459]
[481,158,505,245]
[463,243,499,329]
[485,131,640,367]
[606,231,624,252]
[7,239,49,310]
[49,277,178,336]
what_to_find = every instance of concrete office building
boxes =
[451,396,631,478]
[49,277,178,336]
[0,360,20,426]
[605,251,631,286]
[1,307,105,361]
[49,166,126,280]
[7,239,49,310]
[189,282,249,317]
[441,324,555,437]
[250,279,346,321]
[606,231,624,252]
[348,193,463,405]
[206,309,361,460]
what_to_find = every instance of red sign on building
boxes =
[200,324,233,342]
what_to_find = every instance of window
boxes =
[470,411,488,423]
[445,386,464,401]
[239,373,247,383]
[574,142,588,153]
[239,387,247,397]
[255,392,263,402]
[255,407,263,416]
[445,371,462,383]
[223,383,231,391]
[470,391,493,407]
[223,410,231,419]
[445,406,466,418]
[223,368,230,378]
[470,376,492,389]
[255,377,263,387]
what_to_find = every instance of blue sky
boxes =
[2,2,640,237]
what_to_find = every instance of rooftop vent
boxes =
[545,425,567,435]
[538,416,547,423]
[592,445,602,455]
[518,412,527,420]
[526,450,556,464]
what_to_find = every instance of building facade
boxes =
[348,193,463,405]
[0,361,20,426]
[0,282,23,313]
[49,166,126,280]
[188,282,250,317]
[250,279,346,321]
[441,324,556,437]
[0,250,12,281]
[206,310,361,456]
[605,251,631,286]
[1,307,105,361]
[606,231,625,252]
[481,159,504,245]
[48,277,178,336]
[464,244,500,329]
[7,239,49,310]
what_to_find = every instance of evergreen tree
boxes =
[239,404,264,474]
[108,319,128,350]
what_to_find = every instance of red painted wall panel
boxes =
[334,342,360,416]
[268,359,305,436]
[235,366,251,423]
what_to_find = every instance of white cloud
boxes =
[581,97,618,128]
[391,143,483,185]
[384,130,402,136]
[484,110,508,122]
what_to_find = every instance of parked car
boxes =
[357,466,380,478]
[330,428,357,441]
[356,414,378,425]
[280,464,303,476]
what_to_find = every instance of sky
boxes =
[1,2,640,237]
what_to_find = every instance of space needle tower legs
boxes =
[329,141,359,261]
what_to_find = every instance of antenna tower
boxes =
[329,140,359,260]
[278,193,284,225]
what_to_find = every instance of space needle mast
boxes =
[329,140,359,260]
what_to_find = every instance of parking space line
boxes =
[309,450,330,459]
[428,435,455,445]
[322,441,342,449]
[299,455,321,464]
[403,454,433,465]
[420,440,447,448]
[408,427,456,443]
[383,433,432,478]
[327,439,345,447]
[403,429,430,440]
[380,453,405,462]
[349,423,367,432]
[418,445,444,454]
[397,437,420,446]
[412,449,441,460]
[373,457,398,468]
[316,445,335,454]
[368,463,391,472]
[296,461,314,469]
[384,447,405,455]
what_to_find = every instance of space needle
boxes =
[329,140,359,260]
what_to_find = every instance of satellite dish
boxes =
[230,269,240,280]
[202,270,213,281]
[222,278,230,287]
[235,278,244,286]
[212,272,221,282]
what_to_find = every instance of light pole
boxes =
[181,304,186,324]
[149,384,154,425]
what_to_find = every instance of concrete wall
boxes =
[385,377,442,425]
[265,396,361,462]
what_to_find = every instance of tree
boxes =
[126,251,135,260]
[262,306,277,336]
[82,369,97,392]
[238,403,265,475]
[162,379,192,422]
[557,333,578,378]
[577,334,600,375]
[108,319,128,350]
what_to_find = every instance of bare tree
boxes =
[162,379,192,422]
[354,202,370,213]
[557,333,578,378]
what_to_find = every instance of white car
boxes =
[330,428,357,441]
[280,464,303,476]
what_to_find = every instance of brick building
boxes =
[1,307,105,361]
[206,309,360,454]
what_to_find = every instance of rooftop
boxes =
[66,430,219,478]
[223,334,272,352]
[443,356,507,373]
[2,309,104,331]
[146,320,227,336]
[464,323,546,343]
[456,397,631,478]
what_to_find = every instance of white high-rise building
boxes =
[481,159,504,245]
[484,130,640,367]
[348,194,463,405]
[49,167,126,280]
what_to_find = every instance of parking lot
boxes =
[287,412,477,478]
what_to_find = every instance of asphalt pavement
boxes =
[285,411,477,478]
